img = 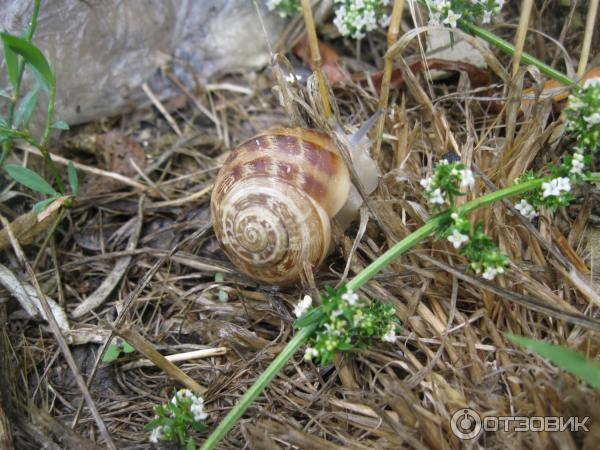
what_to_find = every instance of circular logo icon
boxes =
[451,408,482,440]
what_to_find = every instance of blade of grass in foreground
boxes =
[507,334,600,390]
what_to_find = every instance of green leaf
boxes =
[293,307,325,329]
[5,164,57,195]
[0,89,11,99]
[67,160,78,195]
[507,334,600,390]
[191,422,207,432]
[51,119,69,130]
[186,438,196,450]
[218,290,228,302]
[102,344,122,363]
[145,418,162,430]
[122,341,135,353]
[32,196,60,212]
[14,85,40,128]
[0,33,55,91]
[1,36,19,91]
[214,272,224,283]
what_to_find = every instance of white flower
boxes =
[324,323,342,337]
[342,289,359,305]
[483,10,492,23]
[294,295,312,318]
[583,77,600,89]
[482,267,497,280]
[494,0,505,10]
[514,199,538,220]
[150,426,163,444]
[460,169,475,190]
[447,229,469,249]
[420,176,434,191]
[304,347,319,361]
[379,13,391,27]
[451,212,459,220]
[571,156,585,175]
[266,0,282,11]
[190,397,208,422]
[585,112,600,125]
[429,188,445,205]
[443,10,461,28]
[556,177,571,192]
[382,325,397,343]
[173,389,193,404]
[542,177,571,198]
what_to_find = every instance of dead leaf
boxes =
[293,36,350,84]
[83,131,145,194]
[522,66,600,110]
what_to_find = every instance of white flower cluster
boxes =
[333,0,391,39]
[420,161,475,208]
[266,0,299,18]
[382,323,397,342]
[541,177,571,198]
[173,389,208,422]
[514,199,538,221]
[150,426,163,444]
[481,265,504,280]
[427,0,503,28]
[570,151,585,176]
[294,295,313,317]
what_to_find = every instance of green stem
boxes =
[201,172,600,449]
[0,0,41,168]
[39,84,65,193]
[199,325,317,450]
[459,20,574,86]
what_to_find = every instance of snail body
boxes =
[211,128,351,285]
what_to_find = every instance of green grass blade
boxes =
[67,160,78,195]
[508,334,600,389]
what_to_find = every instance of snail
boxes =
[211,116,381,285]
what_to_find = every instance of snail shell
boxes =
[211,128,351,285]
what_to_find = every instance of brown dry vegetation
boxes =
[1,1,600,449]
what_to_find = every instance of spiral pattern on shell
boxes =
[211,128,351,285]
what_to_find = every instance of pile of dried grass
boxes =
[1,2,600,449]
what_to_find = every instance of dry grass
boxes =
[1,2,600,449]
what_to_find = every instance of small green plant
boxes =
[102,337,135,363]
[425,0,503,27]
[507,335,600,390]
[146,389,208,449]
[266,0,391,39]
[0,0,76,205]
[294,286,400,364]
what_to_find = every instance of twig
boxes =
[71,199,143,318]
[142,82,182,136]
[121,347,228,371]
[577,0,599,78]
[511,0,534,78]
[19,143,149,191]
[373,0,405,160]
[0,217,116,449]
[114,325,207,394]
[300,0,332,119]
